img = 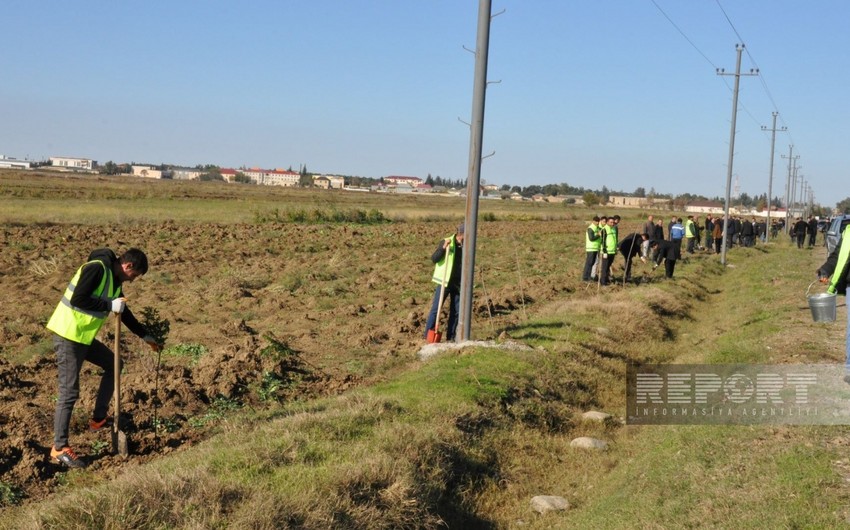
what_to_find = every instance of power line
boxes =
[649,0,718,69]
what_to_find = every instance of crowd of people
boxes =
[580,212,814,285]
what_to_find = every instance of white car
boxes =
[826,215,850,255]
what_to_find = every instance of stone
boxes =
[570,436,608,450]
[582,411,612,422]
[530,495,570,514]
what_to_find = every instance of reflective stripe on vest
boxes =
[46,260,121,345]
[432,236,457,286]
[586,223,601,252]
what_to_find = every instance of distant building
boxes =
[313,176,331,189]
[171,167,203,180]
[384,176,422,186]
[0,156,34,169]
[220,168,238,182]
[132,165,165,179]
[243,167,299,186]
[685,201,725,215]
[50,156,97,171]
[318,174,345,189]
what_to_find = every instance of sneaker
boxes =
[89,416,113,432]
[50,446,87,468]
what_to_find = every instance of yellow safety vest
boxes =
[46,260,121,345]
[431,235,458,287]
[603,225,618,254]
[585,223,601,252]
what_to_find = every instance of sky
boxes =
[1,1,847,203]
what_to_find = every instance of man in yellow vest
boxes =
[424,223,464,342]
[818,223,850,381]
[582,215,602,282]
[46,248,163,468]
[599,217,618,285]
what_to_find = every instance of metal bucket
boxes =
[807,281,837,323]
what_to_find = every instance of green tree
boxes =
[199,167,224,181]
[837,197,850,214]
[583,192,600,208]
[299,166,312,187]
[99,161,120,175]
[634,186,646,197]
[233,172,252,184]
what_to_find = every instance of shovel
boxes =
[113,316,129,458]
[426,243,452,344]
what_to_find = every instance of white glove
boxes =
[111,298,126,314]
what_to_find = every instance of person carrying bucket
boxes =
[424,223,464,343]
[817,223,850,380]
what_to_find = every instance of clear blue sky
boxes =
[1,1,846,203]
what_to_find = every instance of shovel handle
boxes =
[113,316,121,433]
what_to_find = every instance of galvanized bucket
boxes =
[807,281,837,323]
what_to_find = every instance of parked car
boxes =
[817,219,829,233]
[826,215,850,255]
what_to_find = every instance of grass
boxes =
[3,170,848,527]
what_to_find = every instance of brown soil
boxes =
[0,219,581,504]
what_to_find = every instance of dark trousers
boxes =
[714,238,722,253]
[808,233,816,247]
[672,239,683,259]
[796,233,805,248]
[664,259,676,278]
[53,335,121,449]
[582,251,598,281]
[686,238,695,253]
[424,285,460,341]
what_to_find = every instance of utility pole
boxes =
[761,112,786,241]
[781,146,799,234]
[718,44,758,266]
[791,166,801,219]
[458,0,492,342]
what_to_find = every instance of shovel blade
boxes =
[427,329,442,344]
[113,428,129,458]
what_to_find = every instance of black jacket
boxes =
[73,248,147,337]
[619,234,644,258]
[653,240,677,263]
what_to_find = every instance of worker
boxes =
[599,216,618,286]
[650,239,678,279]
[424,223,464,342]
[582,215,602,282]
[46,248,163,468]
[618,232,650,283]
[817,223,850,381]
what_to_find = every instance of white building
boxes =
[0,156,34,169]
[50,156,97,171]
[132,165,165,179]
[171,167,203,180]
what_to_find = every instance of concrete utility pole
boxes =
[718,44,758,266]
[791,167,801,218]
[781,146,799,234]
[761,112,786,240]
[458,0,492,342]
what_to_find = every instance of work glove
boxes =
[602,253,608,259]
[111,298,126,314]
[653,264,658,270]
[143,335,163,353]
